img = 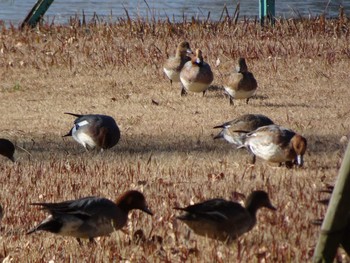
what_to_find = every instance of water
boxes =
[0,0,349,26]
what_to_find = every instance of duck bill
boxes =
[267,202,277,211]
[142,207,153,216]
[296,155,304,167]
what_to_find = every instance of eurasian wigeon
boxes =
[0,138,15,162]
[63,112,120,151]
[224,58,257,105]
[174,190,276,243]
[163,41,192,85]
[239,124,307,167]
[27,190,153,244]
[213,114,274,147]
[180,49,214,96]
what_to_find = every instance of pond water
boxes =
[0,0,348,26]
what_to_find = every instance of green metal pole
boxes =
[313,142,350,262]
[21,0,55,29]
[259,0,275,26]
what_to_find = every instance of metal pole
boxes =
[313,142,350,262]
[259,0,275,26]
[20,0,55,29]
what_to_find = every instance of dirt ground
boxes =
[0,16,349,262]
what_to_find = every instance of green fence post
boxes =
[313,142,350,262]
[20,0,55,29]
[259,0,275,26]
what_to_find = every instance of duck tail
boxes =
[231,129,250,134]
[173,206,186,211]
[27,219,62,235]
[26,227,37,235]
[64,112,83,118]
[213,130,224,140]
[62,128,73,137]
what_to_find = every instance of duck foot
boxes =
[181,87,187,97]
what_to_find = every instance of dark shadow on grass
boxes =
[15,133,239,157]
[113,133,237,154]
[261,102,310,108]
[207,84,224,92]
[304,134,344,153]
[15,133,344,161]
[254,94,269,100]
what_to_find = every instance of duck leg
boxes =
[181,86,187,97]
[285,161,294,169]
[77,238,83,246]
[250,154,256,164]
[229,96,234,105]
[88,238,97,246]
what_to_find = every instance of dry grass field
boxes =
[0,13,350,262]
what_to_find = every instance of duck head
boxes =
[177,41,192,58]
[237,57,248,73]
[116,190,153,215]
[245,190,276,213]
[191,49,203,66]
[292,134,307,167]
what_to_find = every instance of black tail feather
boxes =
[64,112,83,118]
[62,128,73,137]
[27,219,62,235]
[173,207,187,211]
[231,129,250,133]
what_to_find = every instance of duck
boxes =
[0,138,15,162]
[174,190,276,243]
[27,190,153,244]
[63,112,120,151]
[213,114,274,147]
[180,49,214,96]
[163,41,192,85]
[224,58,257,105]
[238,124,307,167]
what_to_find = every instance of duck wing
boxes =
[175,199,245,221]
[31,197,118,219]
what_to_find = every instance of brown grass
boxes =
[0,13,350,262]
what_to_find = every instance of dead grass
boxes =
[0,14,350,262]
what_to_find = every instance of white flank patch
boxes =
[163,68,180,82]
[73,132,96,149]
[59,217,84,237]
[181,78,208,92]
[224,86,234,97]
[224,87,255,99]
[249,143,287,162]
[223,132,241,145]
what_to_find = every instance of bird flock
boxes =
[0,40,309,245]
